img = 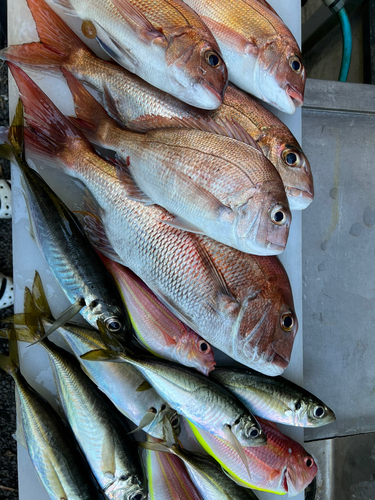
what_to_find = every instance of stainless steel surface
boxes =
[302,78,375,441]
[305,433,375,499]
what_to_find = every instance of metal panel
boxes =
[302,78,375,441]
[305,433,375,499]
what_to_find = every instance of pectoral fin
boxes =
[223,424,251,480]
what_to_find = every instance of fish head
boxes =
[231,414,267,447]
[176,330,216,375]
[284,452,317,496]
[233,261,298,375]
[259,135,314,210]
[104,473,147,500]
[146,406,181,442]
[234,183,291,255]
[296,397,336,427]
[92,303,132,348]
[257,38,305,114]
[165,27,228,109]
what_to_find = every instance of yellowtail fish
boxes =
[0,100,131,345]
[182,0,306,114]
[2,272,181,440]
[187,416,317,495]
[0,329,100,500]
[64,68,291,256]
[143,435,203,500]
[101,255,216,375]
[9,62,295,375]
[49,0,227,109]
[17,292,148,500]
[139,440,259,500]
[0,0,312,209]
[210,367,336,428]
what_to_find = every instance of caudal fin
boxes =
[0,0,92,69]
[8,62,93,173]
[62,68,122,148]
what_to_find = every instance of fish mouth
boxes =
[203,361,217,376]
[200,80,224,109]
[285,186,314,210]
[267,241,286,254]
[271,352,290,371]
[286,85,304,108]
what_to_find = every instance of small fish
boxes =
[210,367,336,428]
[3,271,180,441]
[182,0,306,114]
[0,99,131,346]
[17,299,148,500]
[139,440,259,500]
[143,435,203,500]
[0,0,312,210]
[0,329,100,500]
[49,0,228,109]
[187,416,317,496]
[101,256,216,375]
[81,347,266,452]
[64,68,291,256]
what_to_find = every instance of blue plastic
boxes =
[337,7,352,82]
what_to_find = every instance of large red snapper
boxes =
[9,63,296,375]
[49,0,228,109]
[0,0,312,210]
[182,0,306,114]
[63,69,291,256]
[187,416,317,495]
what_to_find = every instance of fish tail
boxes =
[8,62,91,176]
[0,99,25,162]
[0,327,19,376]
[62,68,120,148]
[0,0,90,69]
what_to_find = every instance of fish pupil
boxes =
[171,416,180,428]
[295,402,301,410]
[286,152,297,165]
[274,211,284,223]
[305,457,313,468]
[292,60,301,72]
[250,428,259,438]
[205,51,221,68]
[314,406,324,417]
[200,342,208,352]
[107,320,121,332]
[131,494,143,500]
[283,315,293,329]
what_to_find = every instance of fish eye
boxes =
[281,313,294,332]
[105,317,122,333]
[304,456,314,468]
[313,405,325,418]
[130,493,144,500]
[198,340,211,354]
[205,50,222,68]
[89,299,99,308]
[171,415,180,428]
[81,20,97,39]
[295,401,301,411]
[160,404,166,411]
[282,148,300,167]
[289,56,302,74]
[270,205,288,226]
[249,427,259,438]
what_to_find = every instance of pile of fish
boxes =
[0,0,333,498]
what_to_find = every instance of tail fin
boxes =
[8,62,93,172]
[62,68,122,148]
[0,327,19,375]
[0,99,24,162]
[0,0,92,70]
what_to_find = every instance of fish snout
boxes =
[286,84,304,108]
